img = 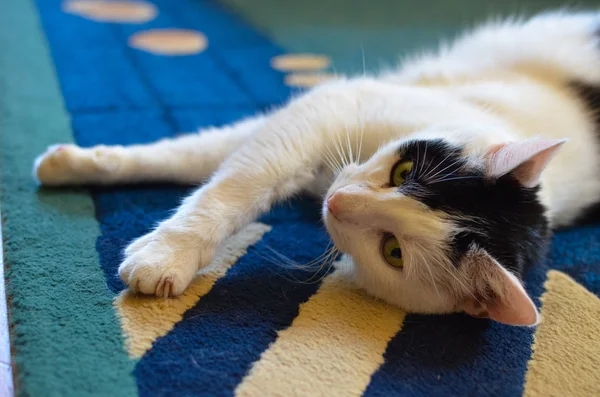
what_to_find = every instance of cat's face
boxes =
[323,137,565,326]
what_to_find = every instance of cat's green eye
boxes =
[382,235,404,269]
[391,160,413,186]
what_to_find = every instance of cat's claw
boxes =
[155,275,174,298]
[163,278,173,299]
[119,229,214,297]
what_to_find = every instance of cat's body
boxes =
[35,12,600,325]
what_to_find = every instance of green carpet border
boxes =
[0,1,136,396]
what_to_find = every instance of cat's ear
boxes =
[460,247,539,326]
[485,138,566,187]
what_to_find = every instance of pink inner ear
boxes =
[486,138,566,187]
[484,266,539,326]
[462,249,539,326]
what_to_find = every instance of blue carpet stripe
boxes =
[547,225,600,297]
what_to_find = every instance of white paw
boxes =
[33,144,120,186]
[119,229,215,297]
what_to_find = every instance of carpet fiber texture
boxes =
[2,0,600,396]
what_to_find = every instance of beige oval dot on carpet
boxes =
[271,54,331,72]
[129,29,208,55]
[284,73,338,88]
[62,0,157,23]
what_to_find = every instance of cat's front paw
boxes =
[119,230,215,297]
[33,144,121,186]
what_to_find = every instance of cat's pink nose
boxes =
[327,193,342,218]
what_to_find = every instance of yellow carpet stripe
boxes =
[114,223,271,358]
[524,270,600,397]
[235,265,406,397]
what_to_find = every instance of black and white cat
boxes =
[34,12,600,326]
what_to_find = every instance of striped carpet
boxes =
[2,0,599,396]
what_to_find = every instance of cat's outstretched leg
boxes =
[118,79,375,297]
[33,115,265,186]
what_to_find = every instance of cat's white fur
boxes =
[34,12,600,323]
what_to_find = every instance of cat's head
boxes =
[323,137,565,326]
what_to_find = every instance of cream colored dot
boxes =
[62,0,158,23]
[271,54,331,72]
[285,73,338,88]
[129,29,208,55]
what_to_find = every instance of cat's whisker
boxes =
[258,246,298,268]
[303,245,338,268]
[343,121,354,164]
[322,150,340,173]
[343,126,353,165]
[428,176,481,184]
[353,112,360,163]
[302,261,335,284]
[414,247,440,298]
[419,141,428,175]
[285,246,339,285]
[415,141,421,178]
[323,141,340,170]
[332,133,348,168]
[324,143,341,168]
[324,144,343,173]
[263,244,336,269]
[425,157,462,181]
[433,255,479,302]
[321,248,340,277]
[420,154,435,180]
[354,44,367,164]
[307,118,344,172]
[358,114,365,162]
[309,245,339,271]
[417,238,476,299]
[302,246,338,273]
[333,132,345,167]
[323,161,337,174]
[421,150,456,180]
[424,158,463,182]
[301,246,339,283]
[256,244,340,286]
[256,251,300,274]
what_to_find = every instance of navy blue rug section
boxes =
[33,0,600,396]
[549,225,600,296]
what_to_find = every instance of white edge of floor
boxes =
[0,218,15,396]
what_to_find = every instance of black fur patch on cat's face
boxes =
[396,139,550,277]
